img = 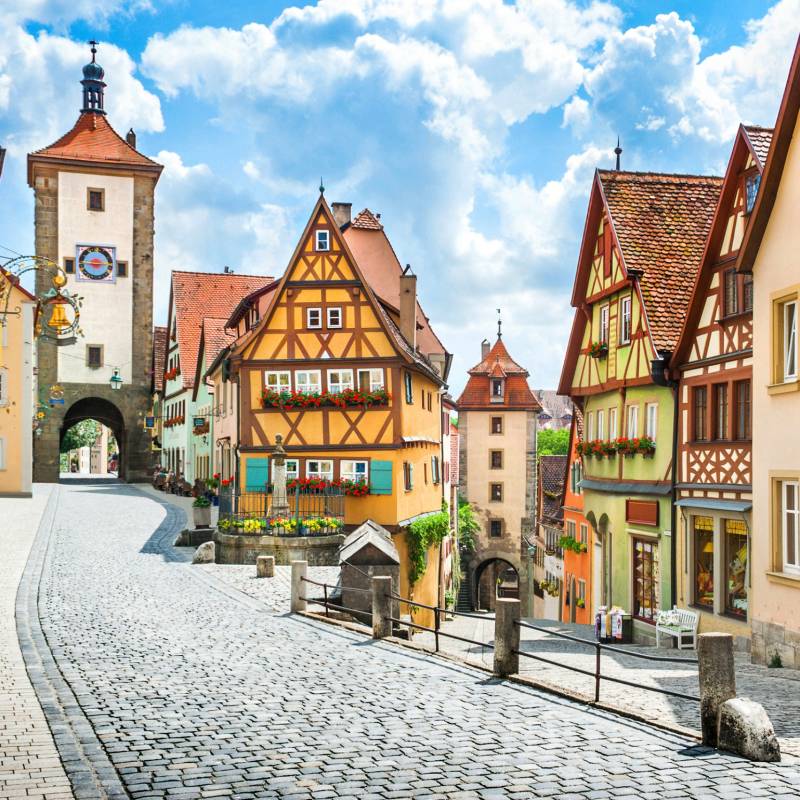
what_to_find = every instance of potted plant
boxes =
[637,435,656,457]
[576,598,585,609]
[192,494,212,528]
[588,341,608,359]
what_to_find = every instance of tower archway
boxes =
[60,397,126,479]
[473,557,519,612]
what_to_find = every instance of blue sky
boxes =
[1,0,798,394]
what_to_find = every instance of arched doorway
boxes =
[474,558,519,612]
[60,397,125,480]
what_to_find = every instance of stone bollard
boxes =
[493,598,521,678]
[290,560,307,613]
[718,697,781,762]
[372,576,393,639]
[256,555,275,578]
[698,632,736,747]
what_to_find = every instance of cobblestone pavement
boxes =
[29,482,800,798]
[1,485,73,800]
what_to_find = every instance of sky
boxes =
[0,0,798,396]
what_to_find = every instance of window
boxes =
[116,260,128,278]
[724,519,748,618]
[714,384,728,440]
[87,188,104,211]
[357,368,384,392]
[578,579,586,607]
[566,520,576,539]
[327,307,342,328]
[735,380,751,440]
[86,344,103,369]
[633,538,659,622]
[783,300,797,381]
[0,368,7,407]
[64,257,75,274]
[596,410,604,441]
[0,437,4,470]
[645,403,657,439]
[327,369,353,393]
[295,370,321,394]
[743,273,753,313]
[315,230,330,251]
[341,460,368,482]
[693,387,708,441]
[619,296,632,344]
[586,411,594,441]
[404,372,413,403]
[491,416,503,434]
[694,516,714,609]
[307,308,322,329]
[600,304,610,344]
[491,378,504,401]
[490,483,503,502]
[626,404,638,437]
[431,456,440,484]
[264,371,291,393]
[490,520,502,538]
[608,407,618,440]
[285,459,299,482]
[307,460,333,481]
[579,523,588,546]
[782,481,800,575]
[724,269,738,317]
[490,450,503,469]
[403,462,414,491]
[745,173,761,214]
[571,460,583,495]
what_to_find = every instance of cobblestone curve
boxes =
[36,483,800,799]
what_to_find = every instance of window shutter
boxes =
[246,457,270,491]
[370,460,393,495]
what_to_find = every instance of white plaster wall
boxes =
[57,171,134,385]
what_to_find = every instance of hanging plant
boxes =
[588,341,609,359]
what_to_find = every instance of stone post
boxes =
[372,576,393,639]
[256,555,274,578]
[493,598,520,677]
[698,632,736,747]
[290,560,307,613]
[269,434,290,517]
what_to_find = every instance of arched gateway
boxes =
[60,397,127,478]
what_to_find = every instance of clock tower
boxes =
[28,42,163,482]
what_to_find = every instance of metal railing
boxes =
[299,576,371,619]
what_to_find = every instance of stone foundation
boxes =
[751,618,800,669]
[213,531,345,566]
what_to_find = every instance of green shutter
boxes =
[370,460,393,495]
[246,457,270,491]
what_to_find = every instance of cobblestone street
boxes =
[6,482,800,798]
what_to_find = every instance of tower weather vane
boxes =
[497,308,502,338]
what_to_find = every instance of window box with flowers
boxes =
[261,388,390,410]
[559,534,588,554]
[588,341,609,359]
[164,367,180,381]
[193,421,210,436]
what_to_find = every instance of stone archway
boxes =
[60,397,126,480]
[472,557,520,612]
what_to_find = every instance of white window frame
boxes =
[327,369,354,393]
[596,409,605,440]
[285,459,299,482]
[357,368,384,392]
[782,481,800,575]
[784,300,797,381]
[0,367,7,407]
[586,411,594,441]
[307,308,322,329]
[264,371,291,392]
[0,436,5,470]
[580,523,588,545]
[627,404,638,437]
[567,520,576,539]
[341,460,368,482]
[620,296,632,344]
[307,459,334,481]
[315,230,330,252]
[295,370,321,394]
[600,304,610,344]
[327,307,342,329]
[608,407,618,440]
[645,403,658,439]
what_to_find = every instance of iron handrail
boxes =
[298,596,366,618]
[300,576,372,596]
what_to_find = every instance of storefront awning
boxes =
[579,479,671,496]
[675,498,752,513]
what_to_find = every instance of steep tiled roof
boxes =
[743,125,774,167]
[170,271,273,390]
[457,337,541,410]
[540,455,567,524]
[378,303,444,384]
[28,113,162,183]
[599,170,723,353]
[351,208,383,230]
[202,318,236,368]
[152,326,167,394]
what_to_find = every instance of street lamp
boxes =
[109,367,123,390]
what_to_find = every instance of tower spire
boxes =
[81,39,106,115]
[614,137,622,171]
[496,308,502,339]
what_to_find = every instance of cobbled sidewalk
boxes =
[29,482,800,798]
[0,485,73,800]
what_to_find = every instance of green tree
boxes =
[60,419,100,453]
[537,427,570,456]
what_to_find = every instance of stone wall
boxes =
[214,531,345,566]
[751,619,800,670]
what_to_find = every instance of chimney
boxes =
[481,339,490,360]
[400,265,417,350]
[126,128,137,149]
[332,202,352,229]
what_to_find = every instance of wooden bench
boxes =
[655,606,698,650]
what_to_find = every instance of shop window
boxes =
[724,519,748,618]
[694,516,714,610]
[632,538,659,622]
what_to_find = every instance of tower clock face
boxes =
[77,245,116,282]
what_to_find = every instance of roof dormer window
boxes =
[315,230,330,252]
[745,173,761,215]
[491,378,505,402]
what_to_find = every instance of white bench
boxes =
[655,606,699,650]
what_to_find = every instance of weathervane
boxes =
[497,308,502,339]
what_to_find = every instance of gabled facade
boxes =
[534,454,568,621]
[559,169,722,639]
[737,35,800,668]
[671,125,772,648]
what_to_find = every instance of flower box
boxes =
[260,388,390,410]
[588,341,609,359]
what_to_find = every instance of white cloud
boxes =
[1,0,154,28]
[562,95,590,131]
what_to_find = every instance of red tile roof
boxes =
[599,170,723,352]
[202,318,236,368]
[152,326,167,393]
[170,271,273,390]
[539,454,567,524]
[743,125,774,168]
[351,208,383,230]
[28,113,162,184]
[457,337,541,410]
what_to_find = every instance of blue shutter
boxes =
[370,460,393,495]
[246,457,270,491]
